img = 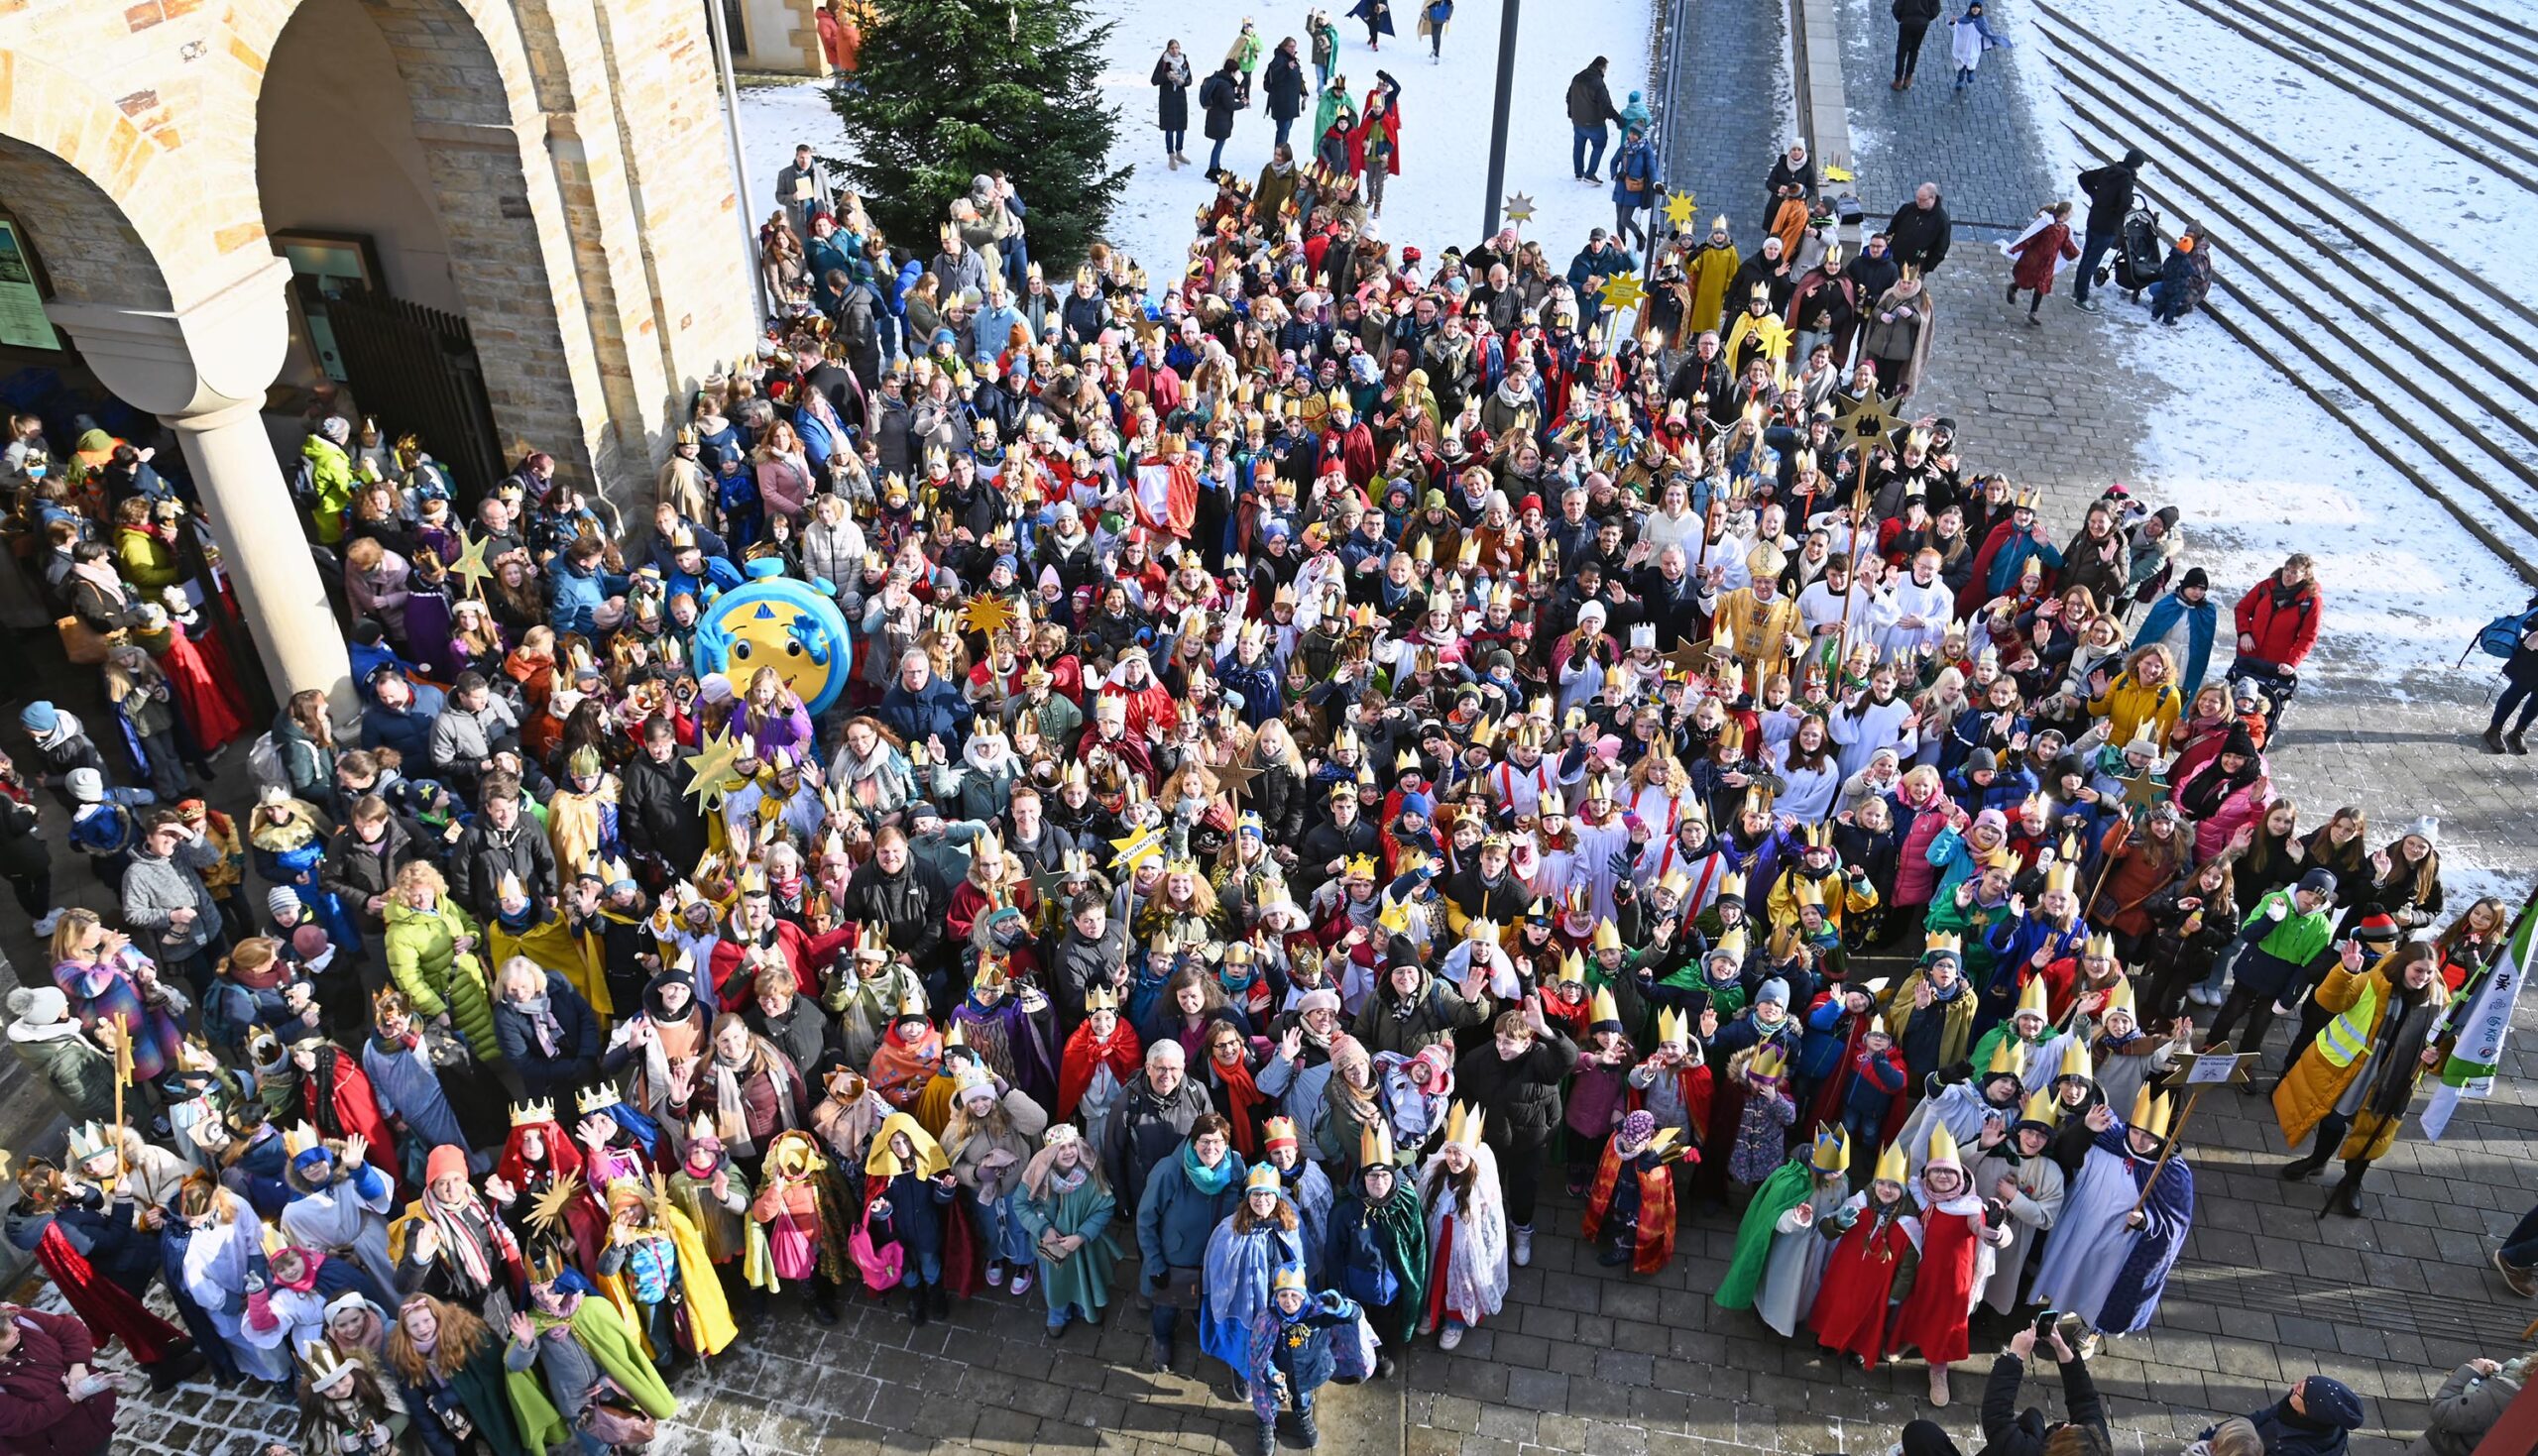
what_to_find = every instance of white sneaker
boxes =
[985,1262,1005,1288]
[30,909,62,936]
[1511,1225,1533,1267]
[1011,1270,1034,1296]
[1439,1325,1463,1351]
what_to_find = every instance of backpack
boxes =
[2474,610,2537,660]
[247,731,289,791]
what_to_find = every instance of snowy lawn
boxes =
[736,0,1655,277]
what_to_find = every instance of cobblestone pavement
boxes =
[1658,0,1794,253]
[25,8,2538,1456]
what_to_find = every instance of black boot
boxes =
[1296,1406,1321,1448]
[2512,729,2531,755]
[148,1345,208,1394]
[2485,725,2509,753]
[808,1288,840,1326]
[907,1284,930,1327]
[1253,1421,1278,1456]
[926,1281,950,1320]
[2327,1160,2367,1218]
[2279,1145,2332,1181]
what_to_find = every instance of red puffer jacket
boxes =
[2233,576,2321,670]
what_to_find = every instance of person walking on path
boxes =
[1228,21,1263,107]
[1568,56,1622,183]
[1948,1,2010,93]
[2480,592,2538,754]
[1610,124,1662,252]
[1310,9,1339,87]
[1265,39,1309,149]
[1417,0,1452,60]
[2072,147,2147,311]
[1892,0,1942,88]
[1202,59,1244,177]
[2003,201,2079,324]
[1347,0,1394,52]
[1154,41,1195,169]
[1886,182,1953,274]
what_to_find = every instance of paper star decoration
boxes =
[956,592,1019,637]
[681,724,746,811]
[1836,385,1906,455]
[1108,824,1166,872]
[450,530,494,599]
[1663,189,1699,229]
[1823,163,1855,183]
[2115,766,2168,815]
[1503,192,1536,225]
[1599,273,1648,311]
[1211,757,1264,805]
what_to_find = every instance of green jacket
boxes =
[382,896,503,1064]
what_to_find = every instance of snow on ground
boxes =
[2035,0,2538,302]
[735,0,1655,277]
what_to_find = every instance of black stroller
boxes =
[2104,190,2162,300]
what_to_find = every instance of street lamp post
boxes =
[705,0,773,328]
[1480,0,1522,237]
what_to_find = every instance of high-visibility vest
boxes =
[2316,975,2380,1068]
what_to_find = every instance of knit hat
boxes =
[2294,1378,2365,1432]
[2403,815,2439,845]
[2179,567,2209,592]
[2295,867,2338,896]
[2222,725,2257,758]
[1973,807,2009,838]
[5,986,67,1026]
[2354,913,2401,945]
[1756,978,1790,1008]
[1618,1110,1657,1148]
[1965,747,1998,773]
[1399,792,1434,820]
[424,1144,469,1187]
[269,887,305,922]
[65,768,104,805]
[17,701,57,736]
[906,800,942,822]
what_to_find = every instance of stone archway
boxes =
[0,120,350,711]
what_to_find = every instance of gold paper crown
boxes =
[2083,932,2117,961]
[1872,1138,1909,1185]
[1246,1162,1282,1193]
[1263,1115,1299,1148]
[2129,1085,2171,1141]
[1749,1042,1788,1081]
[1556,950,1586,987]
[1444,1100,1484,1149]
[576,1084,622,1115]
[2043,860,2078,896]
[1988,1039,2027,1077]
[1925,1120,1962,1169]
[1084,984,1119,1013]
[1359,1121,1394,1168]
[2016,973,2050,1021]
[1591,919,1623,952]
[2019,1087,2060,1127]
[511,1099,557,1128]
[1588,985,1622,1027]
[1924,931,1962,957]
[2103,975,2137,1020]
[282,1123,321,1160]
[1657,1006,1688,1046]
[1809,1125,1851,1174]
[2059,1035,2092,1081]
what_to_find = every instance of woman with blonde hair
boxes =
[103,641,190,798]
[342,534,413,647]
[49,907,186,1085]
[740,663,813,762]
[380,860,502,1065]
[383,1292,564,1456]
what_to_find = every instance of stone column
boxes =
[48,257,354,720]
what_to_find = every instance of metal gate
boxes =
[321,286,507,499]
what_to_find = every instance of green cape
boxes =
[1713,1156,1813,1311]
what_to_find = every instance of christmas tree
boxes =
[829,0,1129,269]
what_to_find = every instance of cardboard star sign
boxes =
[1663,189,1699,229]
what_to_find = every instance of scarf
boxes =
[424,1190,516,1295]
[1211,1054,1271,1158]
[710,1040,797,1160]
[514,994,563,1060]
[1059,1020,1144,1120]
[1181,1142,1239,1196]
[70,558,128,605]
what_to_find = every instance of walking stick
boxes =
[2120,1084,2201,1224]
[109,1017,134,1187]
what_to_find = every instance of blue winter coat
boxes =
[547,558,631,638]
[2132,590,2218,696]
[1609,138,1660,207]
[360,688,445,763]
[879,673,975,746]
[1137,1151,1247,1279]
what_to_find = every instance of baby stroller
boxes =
[2106,191,2162,300]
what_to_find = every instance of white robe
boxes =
[1880,576,1955,660]
[1968,1150,2065,1314]
[1757,1179,1850,1337]
[2027,1138,2144,1328]
[1828,694,1920,780]
[1418,1144,1508,1323]
[280,1170,399,1294]
[180,1211,291,1382]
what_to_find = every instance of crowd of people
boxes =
[0,12,2527,1456]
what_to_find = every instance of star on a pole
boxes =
[1211,757,1264,806]
[1503,192,1536,225]
[1599,273,1647,312]
[1108,824,1165,872]
[2115,766,2168,816]
[681,724,746,812]
[1663,188,1699,229]
[956,592,1019,637]
[450,530,494,600]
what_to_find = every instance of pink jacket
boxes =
[1891,783,1951,908]
[2174,756,2270,861]
[756,452,813,520]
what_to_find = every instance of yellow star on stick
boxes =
[1599,273,1648,311]
[1503,192,1536,225]
[681,724,746,811]
[450,530,494,600]
[1663,189,1699,229]
[1823,163,1855,183]
[1108,824,1165,872]
[957,592,1019,637]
